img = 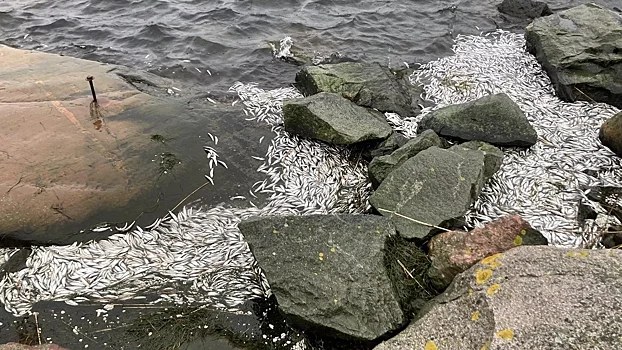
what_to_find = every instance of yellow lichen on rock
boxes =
[513,235,523,246]
[475,269,493,284]
[481,253,502,268]
[566,251,589,258]
[469,289,474,296]
[496,328,514,340]
[481,341,491,350]
[471,311,480,321]
[318,252,324,261]
[487,284,500,295]
[425,340,438,350]
[520,229,527,235]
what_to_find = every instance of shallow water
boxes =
[0,0,617,93]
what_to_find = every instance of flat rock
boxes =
[295,62,424,117]
[283,92,392,145]
[238,214,405,341]
[368,130,444,189]
[419,94,538,147]
[498,0,553,20]
[370,146,486,241]
[427,215,548,290]
[600,111,622,158]
[0,45,272,245]
[526,3,622,108]
[375,246,622,350]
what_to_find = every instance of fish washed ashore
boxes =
[1,1,622,350]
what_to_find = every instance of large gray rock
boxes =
[498,0,553,20]
[419,94,538,147]
[283,92,392,145]
[370,146,486,240]
[526,3,622,109]
[368,130,445,188]
[375,246,622,350]
[238,215,405,341]
[295,62,424,117]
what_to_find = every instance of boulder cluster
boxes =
[239,2,622,349]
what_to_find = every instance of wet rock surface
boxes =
[370,146,487,241]
[283,92,392,145]
[419,93,538,147]
[0,45,273,246]
[368,130,445,189]
[295,62,425,117]
[0,344,67,350]
[497,0,553,20]
[600,111,622,158]
[526,3,622,109]
[238,214,405,341]
[426,215,547,290]
[375,246,622,350]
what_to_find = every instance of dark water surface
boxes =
[0,0,617,93]
[0,0,620,349]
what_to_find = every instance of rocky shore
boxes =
[240,2,622,349]
[1,1,622,350]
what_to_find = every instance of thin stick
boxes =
[397,259,431,296]
[574,87,597,103]
[377,208,451,232]
[397,259,415,279]
[33,312,42,345]
[6,175,23,194]
[170,181,210,213]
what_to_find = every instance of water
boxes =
[1,0,621,349]
[0,0,617,93]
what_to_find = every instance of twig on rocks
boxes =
[33,312,41,345]
[574,87,597,104]
[397,259,431,296]
[377,208,451,232]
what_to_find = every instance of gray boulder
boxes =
[370,146,486,240]
[375,246,622,350]
[368,130,445,188]
[419,94,538,147]
[450,141,504,181]
[526,3,622,109]
[283,92,392,145]
[295,62,424,117]
[238,214,405,341]
[498,0,553,20]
